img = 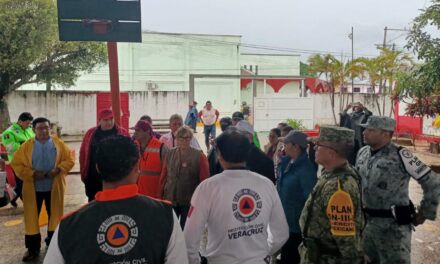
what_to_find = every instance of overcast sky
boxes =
[141,0,429,61]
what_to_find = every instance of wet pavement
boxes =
[1,135,440,263]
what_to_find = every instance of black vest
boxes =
[58,196,173,264]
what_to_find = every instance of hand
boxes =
[344,103,352,111]
[48,168,61,178]
[33,171,46,180]
[413,212,426,226]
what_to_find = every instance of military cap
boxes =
[359,116,395,132]
[308,125,354,146]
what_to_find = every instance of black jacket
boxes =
[246,145,276,184]
[208,145,276,184]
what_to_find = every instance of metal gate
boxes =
[253,96,314,132]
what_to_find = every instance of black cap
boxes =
[232,111,244,120]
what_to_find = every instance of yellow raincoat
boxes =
[434,114,440,128]
[11,136,74,235]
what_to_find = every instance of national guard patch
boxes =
[326,177,356,236]
[398,147,431,180]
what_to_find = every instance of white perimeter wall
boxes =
[6,91,188,135]
[128,91,188,124]
[6,91,405,134]
[6,91,96,135]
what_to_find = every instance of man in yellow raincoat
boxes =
[11,117,74,262]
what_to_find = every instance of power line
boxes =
[386,32,409,44]
[142,29,379,58]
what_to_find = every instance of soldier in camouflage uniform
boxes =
[299,126,363,264]
[356,116,440,264]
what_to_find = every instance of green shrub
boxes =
[286,119,306,130]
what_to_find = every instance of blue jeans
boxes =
[203,125,216,149]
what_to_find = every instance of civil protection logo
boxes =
[232,189,262,223]
[97,215,138,256]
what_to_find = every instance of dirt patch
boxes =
[394,138,414,146]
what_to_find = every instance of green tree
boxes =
[0,0,107,131]
[377,48,412,116]
[355,48,412,116]
[308,54,362,124]
[354,57,382,114]
[300,62,316,77]
[399,0,440,116]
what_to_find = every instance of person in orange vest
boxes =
[131,120,167,198]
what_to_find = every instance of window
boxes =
[353,87,361,93]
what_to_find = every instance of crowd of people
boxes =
[1,100,440,264]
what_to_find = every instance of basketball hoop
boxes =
[83,19,112,35]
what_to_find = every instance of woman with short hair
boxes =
[158,126,209,228]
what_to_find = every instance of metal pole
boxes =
[351,26,354,103]
[107,42,121,126]
[252,66,257,125]
[383,26,388,48]
[189,75,195,105]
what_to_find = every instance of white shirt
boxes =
[184,169,289,264]
[44,212,188,264]
[159,132,201,150]
[201,108,218,126]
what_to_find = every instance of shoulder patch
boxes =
[398,148,431,180]
[326,177,356,236]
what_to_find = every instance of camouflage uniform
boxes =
[356,116,440,264]
[299,126,363,264]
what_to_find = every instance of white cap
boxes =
[235,120,254,135]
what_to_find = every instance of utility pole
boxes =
[351,26,354,103]
[383,26,388,49]
[348,27,354,103]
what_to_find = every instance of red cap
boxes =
[130,120,152,132]
[98,109,114,120]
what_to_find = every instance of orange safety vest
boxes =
[137,138,163,198]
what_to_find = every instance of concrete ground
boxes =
[1,130,440,263]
